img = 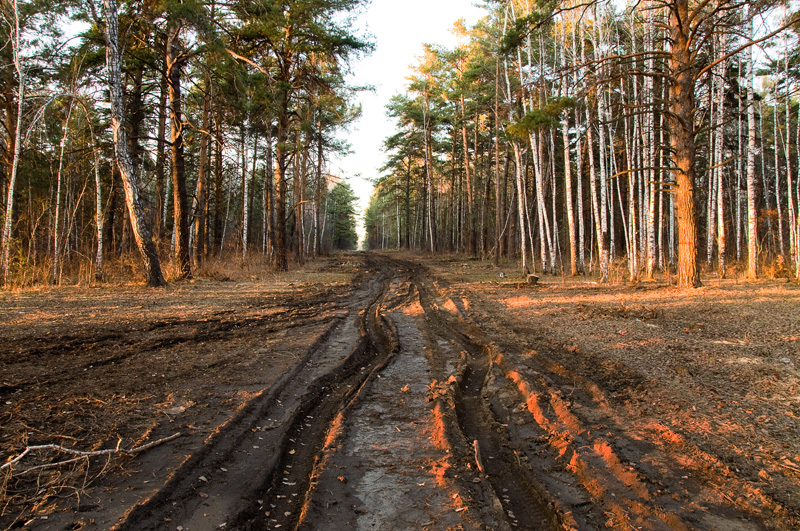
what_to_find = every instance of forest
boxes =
[0,0,365,287]
[365,0,800,288]
[3,0,800,289]
[4,1,800,528]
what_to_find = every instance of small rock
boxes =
[780,358,792,364]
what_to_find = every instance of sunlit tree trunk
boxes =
[102,0,164,286]
[295,131,307,265]
[242,124,251,260]
[194,76,210,266]
[758,102,772,255]
[52,100,74,284]
[154,73,168,240]
[707,82,717,267]
[572,18,585,273]
[167,21,191,279]
[667,0,701,287]
[785,31,796,264]
[423,91,436,253]
[494,57,503,266]
[502,7,528,274]
[562,114,577,275]
[1,0,24,285]
[774,88,784,258]
[597,86,610,282]
[460,93,475,256]
[715,35,727,277]
[745,14,758,279]
[645,5,658,279]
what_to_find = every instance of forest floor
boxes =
[1,252,799,530]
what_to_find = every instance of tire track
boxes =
[410,264,561,531]
[237,257,400,530]
[115,258,397,531]
[296,271,493,530]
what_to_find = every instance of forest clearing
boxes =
[1,253,799,530]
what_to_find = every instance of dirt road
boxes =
[2,253,799,530]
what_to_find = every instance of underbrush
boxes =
[2,251,316,290]
[3,247,797,290]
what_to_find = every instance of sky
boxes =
[329,1,488,241]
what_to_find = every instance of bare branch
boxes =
[696,13,800,80]
[1,433,182,473]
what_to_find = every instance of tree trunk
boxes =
[667,0,701,288]
[774,87,784,258]
[785,32,796,264]
[195,75,210,265]
[745,15,758,279]
[1,0,24,285]
[460,95,475,256]
[213,117,225,253]
[715,37,727,277]
[167,21,191,279]
[494,58,502,266]
[154,72,169,240]
[102,0,164,287]
[275,107,289,271]
[52,100,74,284]
[241,123,250,260]
[127,67,145,174]
[500,9,528,274]
[266,127,276,257]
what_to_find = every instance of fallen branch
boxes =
[1,433,181,473]
[778,461,800,474]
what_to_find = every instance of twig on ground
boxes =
[778,462,800,474]
[1,432,181,474]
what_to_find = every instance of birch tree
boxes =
[745,12,758,278]
[100,0,165,286]
[1,0,25,284]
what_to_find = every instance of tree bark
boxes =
[194,74,211,265]
[154,72,169,240]
[213,116,225,253]
[241,123,250,260]
[460,94,475,256]
[1,0,24,285]
[52,101,74,284]
[274,88,290,271]
[745,15,758,278]
[666,0,701,288]
[166,21,191,279]
[102,0,165,287]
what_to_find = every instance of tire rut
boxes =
[295,268,486,530]
[410,262,560,531]
[115,256,398,531]
[236,260,399,530]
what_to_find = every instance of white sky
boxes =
[329,1,488,240]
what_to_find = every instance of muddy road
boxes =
[109,255,557,531]
[2,253,800,530]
